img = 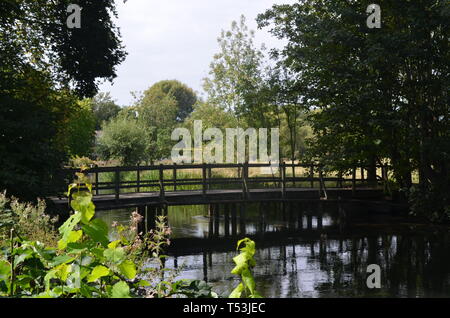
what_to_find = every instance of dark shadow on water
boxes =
[97,201,450,298]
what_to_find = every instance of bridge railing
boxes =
[61,163,390,201]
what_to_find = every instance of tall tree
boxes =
[258,0,450,220]
[0,0,127,199]
[91,92,121,130]
[203,15,271,127]
[141,80,197,122]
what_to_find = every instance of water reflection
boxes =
[97,202,450,298]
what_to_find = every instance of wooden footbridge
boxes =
[50,162,389,212]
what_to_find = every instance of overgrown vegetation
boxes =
[0,173,260,298]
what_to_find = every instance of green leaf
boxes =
[231,253,249,275]
[87,265,111,283]
[0,260,11,281]
[104,247,125,264]
[229,283,244,298]
[58,212,82,250]
[118,260,136,280]
[71,191,95,224]
[111,281,130,298]
[82,219,109,247]
[49,255,75,267]
[108,240,121,249]
[55,264,72,282]
[241,268,256,295]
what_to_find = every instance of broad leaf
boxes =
[87,265,111,283]
[104,247,125,264]
[82,219,109,247]
[118,260,136,280]
[111,281,130,298]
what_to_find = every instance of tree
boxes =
[96,116,148,166]
[135,81,197,162]
[203,15,268,121]
[258,0,450,220]
[65,98,97,157]
[141,80,197,122]
[184,101,239,130]
[0,0,127,199]
[91,92,121,130]
[1,0,127,98]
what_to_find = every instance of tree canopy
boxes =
[258,0,450,220]
[0,0,127,199]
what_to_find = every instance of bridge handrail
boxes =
[61,162,391,201]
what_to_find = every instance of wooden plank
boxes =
[159,164,165,200]
[173,163,177,191]
[115,170,120,202]
[136,165,140,193]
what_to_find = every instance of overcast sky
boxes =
[98,0,296,106]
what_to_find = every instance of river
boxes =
[97,201,450,298]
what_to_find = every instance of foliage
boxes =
[68,156,97,170]
[229,238,262,298]
[0,67,70,199]
[91,92,122,130]
[140,80,197,123]
[203,15,267,119]
[0,0,126,200]
[0,192,59,247]
[258,0,450,219]
[184,101,240,131]
[96,116,148,166]
[134,81,197,162]
[0,172,218,298]
[65,99,97,157]
[0,0,127,98]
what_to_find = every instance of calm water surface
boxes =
[97,202,450,298]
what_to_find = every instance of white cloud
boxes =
[99,0,296,106]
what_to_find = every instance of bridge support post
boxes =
[352,166,357,197]
[307,214,313,230]
[208,204,214,239]
[288,202,295,230]
[214,204,220,238]
[224,204,230,237]
[231,203,237,236]
[147,206,156,230]
[115,170,120,202]
[239,203,246,236]
[281,162,286,199]
[297,202,304,230]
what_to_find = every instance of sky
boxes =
[98,0,296,107]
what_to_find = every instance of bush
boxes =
[0,173,217,298]
[96,116,149,166]
[0,191,58,247]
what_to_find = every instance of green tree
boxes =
[203,15,268,122]
[258,0,450,220]
[65,99,97,157]
[91,92,121,130]
[0,0,127,199]
[135,82,196,162]
[184,101,239,130]
[141,80,197,122]
[96,116,148,166]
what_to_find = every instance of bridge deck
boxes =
[50,187,383,211]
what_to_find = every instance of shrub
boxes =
[0,191,58,247]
